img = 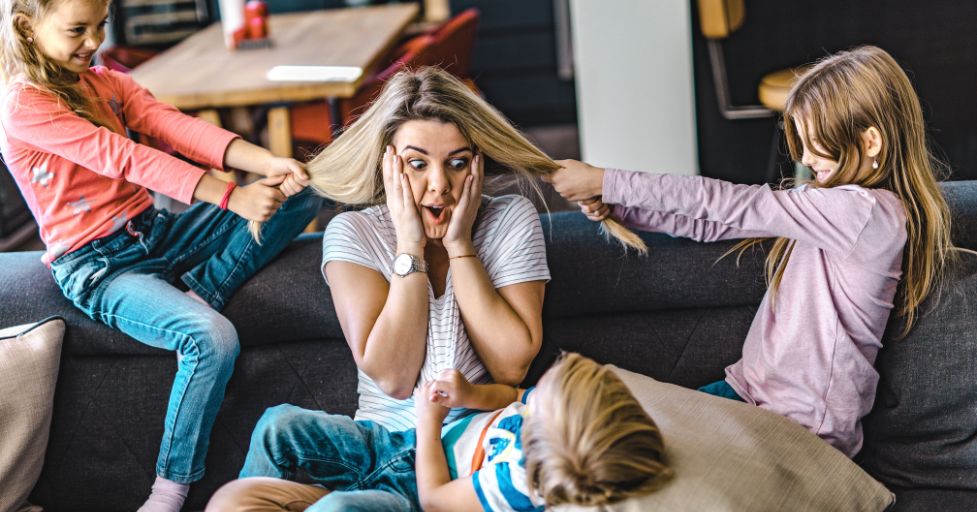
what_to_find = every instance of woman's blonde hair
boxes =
[253,66,646,251]
[522,352,672,507]
[0,0,115,130]
[730,45,955,338]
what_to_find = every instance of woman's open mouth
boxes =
[423,205,448,225]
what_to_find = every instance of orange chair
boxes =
[288,33,437,149]
[422,8,479,79]
[288,8,482,152]
[696,0,809,181]
[99,45,159,73]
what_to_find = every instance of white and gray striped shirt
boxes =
[321,194,550,431]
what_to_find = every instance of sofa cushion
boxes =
[860,254,977,492]
[556,366,894,512]
[540,213,767,319]
[0,317,65,512]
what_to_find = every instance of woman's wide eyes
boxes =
[406,158,469,170]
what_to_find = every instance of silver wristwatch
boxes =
[393,253,427,277]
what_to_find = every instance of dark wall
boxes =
[692,1,977,183]
[451,0,577,127]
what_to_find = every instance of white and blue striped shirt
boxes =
[321,194,550,431]
[441,390,543,511]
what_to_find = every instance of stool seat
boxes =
[758,67,806,112]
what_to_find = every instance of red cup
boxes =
[247,16,267,39]
[245,0,268,19]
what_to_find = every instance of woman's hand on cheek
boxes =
[443,154,482,257]
[382,146,425,253]
[543,159,605,202]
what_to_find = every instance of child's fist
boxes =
[415,381,450,425]
[429,369,473,409]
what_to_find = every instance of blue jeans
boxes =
[240,404,420,512]
[698,379,746,402]
[50,190,322,483]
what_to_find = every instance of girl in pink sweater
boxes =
[0,1,322,510]
[546,46,956,457]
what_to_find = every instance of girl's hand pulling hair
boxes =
[229,175,287,221]
[544,159,606,202]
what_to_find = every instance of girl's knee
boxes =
[183,311,240,364]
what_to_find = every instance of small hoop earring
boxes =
[872,159,879,170]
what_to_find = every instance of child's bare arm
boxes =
[414,382,483,512]
[430,369,522,411]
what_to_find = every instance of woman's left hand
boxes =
[443,154,483,257]
[266,157,310,197]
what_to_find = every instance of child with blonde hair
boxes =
[1,1,320,509]
[546,45,957,457]
[210,352,672,511]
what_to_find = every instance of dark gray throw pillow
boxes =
[860,255,977,490]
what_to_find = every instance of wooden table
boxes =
[130,3,419,158]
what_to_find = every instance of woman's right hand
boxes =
[228,175,287,221]
[382,145,425,252]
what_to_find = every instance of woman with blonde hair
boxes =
[546,45,958,457]
[210,67,643,510]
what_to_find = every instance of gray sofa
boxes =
[1,183,976,511]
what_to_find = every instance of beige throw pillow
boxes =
[557,366,895,512]
[0,318,65,512]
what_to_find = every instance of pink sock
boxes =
[137,476,189,512]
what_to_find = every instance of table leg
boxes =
[327,98,344,138]
[196,109,222,127]
[268,106,319,232]
[267,106,293,158]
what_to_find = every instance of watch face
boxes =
[394,254,413,275]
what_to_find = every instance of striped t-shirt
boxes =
[321,194,550,431]
[441,389,543,512]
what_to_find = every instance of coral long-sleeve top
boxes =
[0,66,238,265]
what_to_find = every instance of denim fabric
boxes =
[48,189,322,483]
[698,379,745,402]
[240,404,419,512]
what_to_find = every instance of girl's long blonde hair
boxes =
[732,45,954,337]
[0,0,115,130]
[522,352,672,506]
[253,66,646,252]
